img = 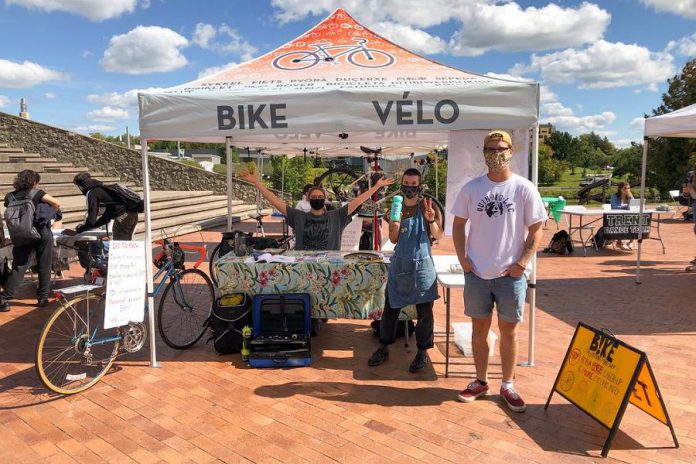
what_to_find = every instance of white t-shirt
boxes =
[295,198,311,212]
[451,173,547,279]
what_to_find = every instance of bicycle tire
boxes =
[35,293,119,395]
[314,167,361,202]
[158,268,214,349]
[347,49,395,68]
[209,242,222,287]
[272,51,320,70]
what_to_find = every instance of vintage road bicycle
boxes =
[272,38,395,71]
[35,238,214,395]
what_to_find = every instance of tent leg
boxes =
[636,138,649,284]
[141,143,160,368]
[521,123,539,368]
[226,139,233,231]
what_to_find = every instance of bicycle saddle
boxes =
[360,146,382,155]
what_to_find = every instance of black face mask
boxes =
[309,198,326,210]
[400,184,421,199]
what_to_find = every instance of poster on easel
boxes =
[546,322,678,457]
[104,241,146,329]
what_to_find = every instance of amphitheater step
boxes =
[57,190,218,213]
[0,147,24,153]
[132,203,258,237]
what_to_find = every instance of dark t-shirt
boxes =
[286,204,351,250]
[4,188,45,208]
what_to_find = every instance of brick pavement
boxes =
[0,215,694,463]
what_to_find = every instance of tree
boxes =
[423,152,447,205]
[611,142,643,183]
[545,130,576,162]
[648,59,696,193]
[269,156,315,200]
[538,143,566,184]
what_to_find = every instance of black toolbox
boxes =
[249,293,311,368]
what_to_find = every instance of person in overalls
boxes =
[368,168,442,372]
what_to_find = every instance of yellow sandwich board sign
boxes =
[546,322,678,457]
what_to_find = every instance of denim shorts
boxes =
[463,272,527,323]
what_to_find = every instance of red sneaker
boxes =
[500,386,526,412]
[457,380,489,402]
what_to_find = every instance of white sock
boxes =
[501,381,514,391]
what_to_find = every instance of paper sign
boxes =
[554,323,642,428]
[341,216,363,251]
[104,240,146,329]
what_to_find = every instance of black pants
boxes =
[378,293,434,351]
[1,227,53,301]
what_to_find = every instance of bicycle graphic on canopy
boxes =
[272,38,395,70]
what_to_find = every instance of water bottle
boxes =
[390,195,403,221]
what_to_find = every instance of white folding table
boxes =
[432,255,465,378]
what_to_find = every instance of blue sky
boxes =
[0,0,694,147]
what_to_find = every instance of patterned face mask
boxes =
[483,148,513,172]
[400,184,421,199]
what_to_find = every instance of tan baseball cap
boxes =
[484,130,513,149]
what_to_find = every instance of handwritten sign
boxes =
[340,216,363,251]
[104,240,146,329]
[603,213,651,241]
[547,322,677,457]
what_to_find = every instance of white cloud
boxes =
[197,62,239,79]
[0,59,68,88]
[44,92,56,99]
[612,139,638,149]
[512,40,675,89]
[449,2,609,56]
[87,106,129,121]
[0,95,10,108]
[86,87,164,107]
[540,85,557,103]
[370,22,446,55]
[640,0,696,19]
[5,0,139,21]
[541,101,616,133]
[191,23,257,60]
[72,125,117,134]
[101,26,189,74]
[666,33,696,57]
[630,117,646,132]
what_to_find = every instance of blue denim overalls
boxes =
[386,206,438,308]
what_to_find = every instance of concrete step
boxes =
[132,203,258,236]
[0,154,54,162]
[57,190,218,212]
[59,198,237,223]
[0,172,119,184]
[0,143,8,148]
[0,180,139,197]
[0,161,78,173]
[0,147,24,153]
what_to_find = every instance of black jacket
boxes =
[75,179,127,233]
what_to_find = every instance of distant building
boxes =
[539,123,553,144]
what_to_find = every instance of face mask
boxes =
[309,198,325,210]
[400,184,420,199]
[483,148,513,172]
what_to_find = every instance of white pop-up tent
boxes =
[138,9,541,366]
[637,103,696,281]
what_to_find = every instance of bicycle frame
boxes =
[307,38,376,63]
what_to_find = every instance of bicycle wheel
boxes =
[158,268,214,349]
[35,293,119,395]
[347,49,395,68]
[272,51,320,70]
[208,242,222,287]
[314,167,360,202]
[423,192,445,229]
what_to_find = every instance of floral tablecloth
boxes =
[215,252,416,319]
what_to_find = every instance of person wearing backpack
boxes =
[69,173,139,240]
[0,170,61,311]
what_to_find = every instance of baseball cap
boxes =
[484,130,513,149]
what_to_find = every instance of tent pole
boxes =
[141,142,160,368]
[435,150,439,200]
[522,124,539,368]
[281,156,285,199]
[226,139,233,231]
[636,137,649,284]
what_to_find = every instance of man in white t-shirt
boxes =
[451,130,547,413]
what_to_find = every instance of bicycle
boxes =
[272,38,395,71]
[208,210,294,287]
[35,238,214,395]
[313,146,446,229]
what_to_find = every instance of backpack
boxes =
[208,293,252,354]
[104,183,144,213]
[591,227,606,248]
[4,190,41,245]
[544,229,573,255]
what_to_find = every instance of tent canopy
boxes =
[139,8,538,149]
[644,103,696,138]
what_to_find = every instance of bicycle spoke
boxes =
[158,269,213,349]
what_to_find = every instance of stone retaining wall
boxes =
[0,112,285,204]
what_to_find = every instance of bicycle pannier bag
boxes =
[104,183,144,213]
[4,190,41,245]
[208,293,252,355]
